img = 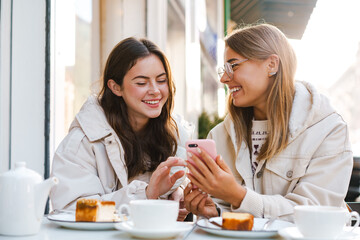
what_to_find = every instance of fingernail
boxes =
[198,188,202,192]
[187,183,192,188]
[197,148,201,153]
[202,191,207,195]
[187,152,192,157]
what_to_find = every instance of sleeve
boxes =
[231,118,353,222]
[49,128,148,210]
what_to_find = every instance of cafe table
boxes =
[0,216,288,240]
[1,217,360,240]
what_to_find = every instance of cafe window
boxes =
[51,0,111,162]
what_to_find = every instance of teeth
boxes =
[144,100,160,104]
[230,87,241,93]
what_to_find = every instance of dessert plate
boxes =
[115,221,193,239]
[47,211,120,230]
[196,216,294,238]
[278,226,360,240]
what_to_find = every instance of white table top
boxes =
[2,217,360,240]
[0,217,285,240]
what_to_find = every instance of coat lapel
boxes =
[104,135,128,188]
[224,116,254,189]
[235,142,254,189]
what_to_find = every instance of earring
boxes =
[269,72,277,77]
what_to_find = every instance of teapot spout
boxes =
[35,177,59,219]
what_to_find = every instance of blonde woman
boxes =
[184,23,353,222]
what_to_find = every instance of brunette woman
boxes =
[50,38,190,220]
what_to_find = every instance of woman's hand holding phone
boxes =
[185,144,246,208]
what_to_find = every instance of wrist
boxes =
[145,186,157,199]
[229,184,246,209]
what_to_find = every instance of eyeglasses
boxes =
[217,59,248,79]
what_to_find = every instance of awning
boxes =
[229,0,318,39]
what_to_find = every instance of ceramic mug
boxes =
[294,205,360,238]
[118,199,179,230]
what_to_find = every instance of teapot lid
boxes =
[1,161,42,183]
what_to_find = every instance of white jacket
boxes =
[50,95,193,210]
[208,81,353,222]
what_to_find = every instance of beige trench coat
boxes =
[50,95,193,210]
[208,81,353,222]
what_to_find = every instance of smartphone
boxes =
[185,139,217,162]
[186,139,217,189]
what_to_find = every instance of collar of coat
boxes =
[223,81,336,147]
[70,95,113,142]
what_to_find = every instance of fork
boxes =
[198,215,223,228]
[262,217,276,230]
[208,219,223,228]
[50,209,74,215]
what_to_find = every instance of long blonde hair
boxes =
[225,23,297,161]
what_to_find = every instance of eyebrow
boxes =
[132,72,166,80]
[227,58,239,63]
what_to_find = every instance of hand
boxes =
[169,187,189,221]
[146,157,187,199]
[186,148,246,208]
[183,182,218,219]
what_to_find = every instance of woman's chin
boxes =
[146,111,163,119]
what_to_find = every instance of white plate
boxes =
[278,227,360,240]
[115,221,193,239]
[196,216,294,238]
[47,212,120,230]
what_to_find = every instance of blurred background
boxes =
[1,0,360,200]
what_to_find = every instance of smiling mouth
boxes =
[143,100,160,105]
[230,87,242,93]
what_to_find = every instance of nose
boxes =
[220,73,231,83]
[148,81,160,95]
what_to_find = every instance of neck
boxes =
[129,117,148,133]
[253,107,267,120]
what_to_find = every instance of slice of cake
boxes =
[75,199,116,222]
[98,201,117,222]
[222,212,254,231]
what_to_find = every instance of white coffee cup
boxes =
[118,199,179,230]
[294,205,360,238]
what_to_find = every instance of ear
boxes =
[107,79,122,97]
[267,54,279,76]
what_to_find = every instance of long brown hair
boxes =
[98,37,178,179]
[225,23,297,161]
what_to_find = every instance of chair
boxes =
[346,202,360,226]
[345,157,360,202]
[347,202,360,213]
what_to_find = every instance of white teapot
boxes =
[0,162,58,236]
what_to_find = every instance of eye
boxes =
[157,78,167,83]
[136,82,146,86]
[231,63,239,69]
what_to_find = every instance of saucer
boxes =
[197,217,294,238]
[115,221,193,239]
[47,211,120,230]
[278,227,360,240]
